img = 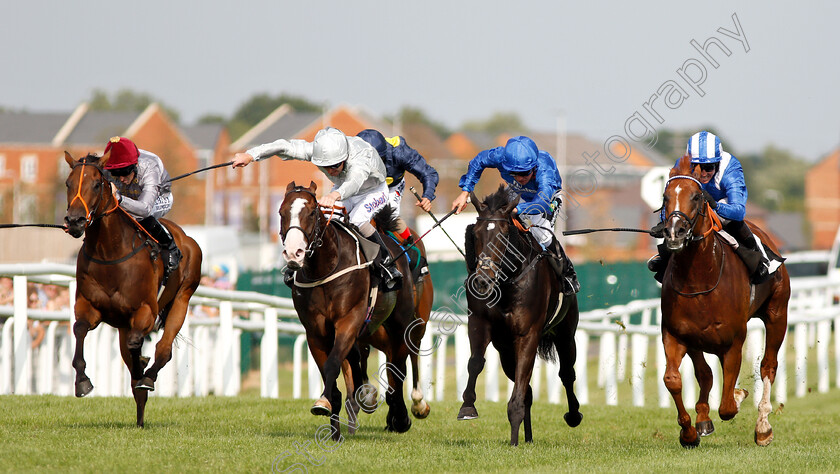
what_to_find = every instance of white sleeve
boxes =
[247,139,313,162]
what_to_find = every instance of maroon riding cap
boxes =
[103,136,139,170]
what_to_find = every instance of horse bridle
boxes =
[474,216,541,285]
[663,175,709,243]
[280,187,327,258]
[68,161,119,229]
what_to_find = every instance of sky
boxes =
[2,1,839,160]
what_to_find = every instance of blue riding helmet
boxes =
[687,131,723,164]
[356,129,388,158]
[502,136,539,173]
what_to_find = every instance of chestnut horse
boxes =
[659,155,790,447]
[63,151,202,427]
[279,181,430,439]
[457,186,582,446]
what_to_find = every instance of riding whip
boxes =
[390,206,460,263]
[0,223,66,229]
[562,227,653,236]
[409,186,467,258]
[165,161,234,183]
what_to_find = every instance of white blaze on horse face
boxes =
[282,198,309,265]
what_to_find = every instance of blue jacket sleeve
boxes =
[459,147,504,192]
[715,160,747,221]
[394,139,439,201]
[516,153,562,215]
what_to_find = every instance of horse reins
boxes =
[69,161,120,230]
[474,216,541,286]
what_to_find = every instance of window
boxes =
[21,154,37,183]
[0,153,6,178]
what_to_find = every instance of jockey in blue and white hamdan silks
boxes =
[451,135,579,294]
[649,130,773,284]
[231,127,402,289]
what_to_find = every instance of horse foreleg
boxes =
[71,319,94,397]
[119,329,148,427]
[508,334,539,446]
[458,315,491,421]
[688,349,714,436]
[523,385,533,443]
[662,331,697,448]
[718,340,747,421]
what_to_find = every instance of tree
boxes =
[87,88,181,123]
[461,111,529,136]
[227,93,322,140]
[739,145,807,212]
[384,106,451,138]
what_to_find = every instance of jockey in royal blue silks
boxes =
[647,131,772,284]
[356,129,439,243]
[451,135,579,295]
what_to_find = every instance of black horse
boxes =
[457,186,582,445]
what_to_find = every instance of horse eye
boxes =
[692,194,700,201]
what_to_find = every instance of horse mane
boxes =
[671,154,700,179]
[372,205,401,234]
[483,185,513,212]
[80,153,101,164]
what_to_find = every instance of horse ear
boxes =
[64,151,75,168]
[308,181,317,192]
[503,195,520,215]
[286,181,297,192]
[469,191,486,212]
[100,149,111,168]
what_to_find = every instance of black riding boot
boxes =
[726,220,770,284]
[139,217,182,277]
[646,243,670,284]
[547,238,580,295]
[368,231,403,291]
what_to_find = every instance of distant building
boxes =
[805,147,840,249]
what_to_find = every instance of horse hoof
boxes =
[411,400,430,419]
[696,420,715,437]
[564,411,583,428]
[679,433,701,449]
[75,378,94,398]
[755,428,773,446]
[386,415,412,433]
[358,386,379,414]
[310,397,332,417]
[135,377,155,391]
[457,406,478,421]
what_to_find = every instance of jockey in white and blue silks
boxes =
[232,127,402,289]
[648,131,770,284]
[451,135,579,294]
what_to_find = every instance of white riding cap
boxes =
[311,127,349,167]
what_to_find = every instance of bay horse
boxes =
[457,186,582,446]
[659,155,790,447]
[63,151,202,427]
[279,181,430,439]
[347,225,434,420]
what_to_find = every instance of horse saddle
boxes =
[716,229,785,276]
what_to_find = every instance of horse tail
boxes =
[371,205,400,234]
[537,331,557,363]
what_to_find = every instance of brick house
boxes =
[805,148,840,249]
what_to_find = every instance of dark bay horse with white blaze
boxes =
[279,181,430,439]
[458,186,582,446]
[660,155,789,447]
[63,151,202,427]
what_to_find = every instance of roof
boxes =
[0,110,71,144]
[766,212,808,251]
[399,122,456,160]
[242,111,321,149]
[182,123,224,150]
[63,110,140,146]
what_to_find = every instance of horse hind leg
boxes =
[119,328,149,427]
[140,290,193,390]
[554,318,583,428]
[409,351,430,419]
[755,301,786,446]
[688,350,715,437]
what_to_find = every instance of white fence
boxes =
[1,263,839,409]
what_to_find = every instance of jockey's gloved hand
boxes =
[650,220,666,238]
[701,190,718,209]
